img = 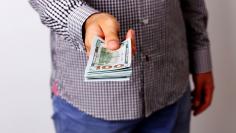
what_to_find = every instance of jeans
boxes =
[51,87,191,133]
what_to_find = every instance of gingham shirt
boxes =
[30,0,212,120]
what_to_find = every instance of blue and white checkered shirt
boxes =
[30,0,212,120]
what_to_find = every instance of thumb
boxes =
[101,22,120,50]
[105,32,120,50]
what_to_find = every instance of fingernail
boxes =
[108,40,120,50]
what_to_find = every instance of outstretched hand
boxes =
[84,12,136,57]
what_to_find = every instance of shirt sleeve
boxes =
[180,0,212,73]
[29,0,99,51]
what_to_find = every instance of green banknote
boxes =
[84,36,132,81]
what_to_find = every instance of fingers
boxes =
[192,72,215,116]
[84,25,104,57]
[193,84,214,116]
[192,80,203,115]
[126,29,137,55]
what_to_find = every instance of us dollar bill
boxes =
[84,36,132,81]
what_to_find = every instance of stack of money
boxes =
[84,36,132,81]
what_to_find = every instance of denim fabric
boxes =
[51,87,191,133]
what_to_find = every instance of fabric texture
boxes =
[30,0,212,120]
[51,85,191,133]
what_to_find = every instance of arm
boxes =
[29,0,99,51]
[180,0,212,73]
[180,0,214,116]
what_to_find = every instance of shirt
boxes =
[29,0,212,120]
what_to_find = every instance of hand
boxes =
[84,12,136,57]
[192,71,215,116]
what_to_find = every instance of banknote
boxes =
[84,36,132,81]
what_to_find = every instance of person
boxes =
[29,0,214,133]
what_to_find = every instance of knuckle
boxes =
[102,14,115,22]
[102,16,119,28]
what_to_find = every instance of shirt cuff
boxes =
[68,4,99,52]
[189,48,212,74]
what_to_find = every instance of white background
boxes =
[0,0,235,133]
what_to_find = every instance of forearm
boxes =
[29,0,99,51]
[180,0,212,73]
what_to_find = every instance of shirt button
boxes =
[142,18,149,25]
[145,55,149,62]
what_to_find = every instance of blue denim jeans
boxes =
[51,87,191,133]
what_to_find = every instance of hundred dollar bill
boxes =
[84,36,132,81]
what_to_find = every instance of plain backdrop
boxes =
[0,0,235,133]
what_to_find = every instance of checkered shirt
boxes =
[29,0,212,120]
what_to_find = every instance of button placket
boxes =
[138,0,153,117]
[145,55,149,62]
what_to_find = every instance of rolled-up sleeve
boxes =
[180,0,212,73]
[29,0,99,51]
